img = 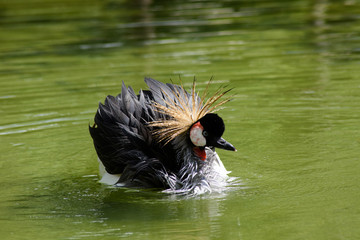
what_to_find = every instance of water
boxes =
[1,0,360,239]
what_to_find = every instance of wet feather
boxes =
[89,77,234,194]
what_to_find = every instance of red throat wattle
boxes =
[193,147,206,161]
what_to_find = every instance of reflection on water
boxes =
[7,175,243,239]
[1,0,360,239]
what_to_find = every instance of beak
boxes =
[214,137,236,151]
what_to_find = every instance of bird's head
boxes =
[190,113,236,160]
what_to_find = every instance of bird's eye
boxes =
[202,130,208,137]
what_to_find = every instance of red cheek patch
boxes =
[193,147,206,161]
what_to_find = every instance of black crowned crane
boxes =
[89,78,236,194]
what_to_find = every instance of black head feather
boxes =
[199,113,225,138]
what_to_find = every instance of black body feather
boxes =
[89,78,186,188]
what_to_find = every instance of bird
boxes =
[89,77,236,194]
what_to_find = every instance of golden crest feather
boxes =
[149,79,232,144]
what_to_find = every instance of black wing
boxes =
[89,80,179,187]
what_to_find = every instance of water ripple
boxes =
[0,116,89,135]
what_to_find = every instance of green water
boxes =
[1,0,360,239]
